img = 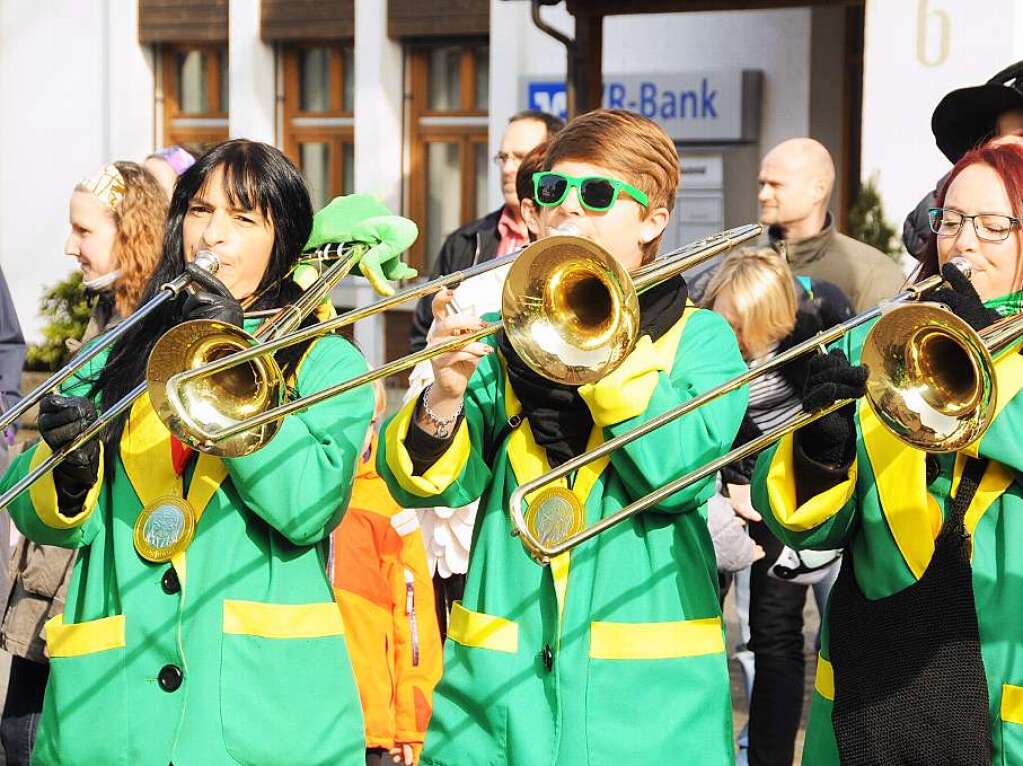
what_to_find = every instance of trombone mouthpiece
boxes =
[193,250,221,275]
[550,223,583,238]
[949,256,972,280]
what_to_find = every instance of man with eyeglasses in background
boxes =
[409,110,564,354]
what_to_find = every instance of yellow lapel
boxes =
[120,394,229,586]
[862,420,1012,577]
[120,393,181,505]
[950,453,1015,543]
[859,400,941,580]
[503,377,610,622]
[498,307,695,618]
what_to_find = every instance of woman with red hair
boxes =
[754,140,1023,765]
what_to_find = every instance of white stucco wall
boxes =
[0,0,153,343]
[861,0,1020,241]
[228,0,275,144]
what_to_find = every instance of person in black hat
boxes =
[903,61,1023,260]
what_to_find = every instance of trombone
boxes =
[0,250,221,510]
[147,224,764,456]
[0,243,360,510]
[509,258,1023,564]
[147,241,366,457]
[0,250,221,439]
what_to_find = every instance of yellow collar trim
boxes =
[859,399,942,580]
[860,346,1022,579]
[120,393,228,522]
[121,394,228,584]
[961,348,1023,458]
[503,376,610,621]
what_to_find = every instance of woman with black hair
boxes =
[0,140,379,765]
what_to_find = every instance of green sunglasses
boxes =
[532,171,649,212]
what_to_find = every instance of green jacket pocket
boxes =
[220,600,365,766]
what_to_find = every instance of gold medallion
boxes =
[525,486,584,548]
[133,496,196,563]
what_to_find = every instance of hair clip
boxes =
[79,164,126,211]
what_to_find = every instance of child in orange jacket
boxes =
[330,382,443,766]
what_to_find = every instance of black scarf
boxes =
[497,274,689,467]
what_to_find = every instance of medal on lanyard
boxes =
[525,486,584,548]
[133,496,197,563]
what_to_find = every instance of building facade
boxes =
[0,0,1017,383]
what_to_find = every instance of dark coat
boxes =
[0,267,24,417]
[902,174,949,262]
[409,208,504,354]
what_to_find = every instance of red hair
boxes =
[920,141,1023,280]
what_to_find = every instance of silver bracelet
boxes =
[421,384,463,438]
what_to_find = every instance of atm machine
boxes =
[667,143,762,294]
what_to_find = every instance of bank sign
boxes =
[522,70,762,143]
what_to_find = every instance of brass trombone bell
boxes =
[147,319,283,457]
[862,302,995,453]
[502,236,638,386]
[146,242,364,458]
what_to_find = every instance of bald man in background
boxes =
[760,138,905,313]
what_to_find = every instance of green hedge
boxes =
[25,273,91,372]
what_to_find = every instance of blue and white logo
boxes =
[522,70,761,143]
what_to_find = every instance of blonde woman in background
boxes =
[0,161,167,765]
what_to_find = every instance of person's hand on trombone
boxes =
[416,289,493,437]
[797,349,868,468]
[38,394,101,512]
[929,262,1001,332]
[177,261,243,327]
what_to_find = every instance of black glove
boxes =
[177,263,243,327]
[796,349,868,467]
[38,394,101,512]
[929,262,1000,331]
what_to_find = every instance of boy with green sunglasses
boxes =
[379,108,747,766]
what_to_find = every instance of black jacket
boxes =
[903,173,949,261]
[0,268,24,417]
[409,208,505,354]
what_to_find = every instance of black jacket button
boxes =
[542,643,554,672]
[161,568,180,595]
[158,664,183,692]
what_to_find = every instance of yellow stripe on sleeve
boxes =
[765,432,857,533]
[28,442,104,530]
[384,395,471,498]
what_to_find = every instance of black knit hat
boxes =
[932,61,1023,163]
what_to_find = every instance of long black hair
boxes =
[91,139,316,451]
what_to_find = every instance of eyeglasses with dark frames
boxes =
[928,207,1022,243]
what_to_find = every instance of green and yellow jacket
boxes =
[1,323,374,766]
[753,298,1023,765]
[379,308,748,766]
